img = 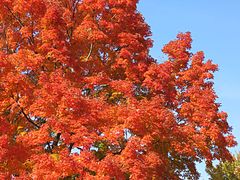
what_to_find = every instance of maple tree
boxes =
[0,0,236,179]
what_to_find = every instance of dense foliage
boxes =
[207,153,240,180]
[0,0,236,179]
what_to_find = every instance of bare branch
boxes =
[10,94,40,129]
[53,133,61,146]
[20,108,40,129]
[84,43,93,61]
[69,143,74,152]
[46,142,53,153]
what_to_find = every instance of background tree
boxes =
[207,153,240,180]
[0,0,236,179]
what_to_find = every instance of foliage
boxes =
[0,0,236,179]
[207,153,240,180]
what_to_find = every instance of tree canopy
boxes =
[207,153,240,180]
[0,0,236,179]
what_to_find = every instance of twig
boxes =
[4,5,24,27]
[46,142,53,153]
[20,108,40,129]
[4,5,35,46]
[69,143,74,152]
[84,43,93,61]
[53,133,61,146]
[10,94,40,129]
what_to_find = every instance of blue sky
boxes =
[138,0,240,179]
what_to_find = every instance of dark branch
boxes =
[4,5,35,45]
[69,143,74,152]
[4,5,24,27]
[46,142,53,153]
[53,133,61,147]
[20,108,40,129]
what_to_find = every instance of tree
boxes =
[0,0,236,179]
[207,153,240,180]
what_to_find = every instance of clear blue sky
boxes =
[138,0,240,179]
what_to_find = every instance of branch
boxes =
[4,5,34,45]
[72,0,80,16]
[10,94,40,129]
[77,147,83,151]
[111,14,116,20]
[4,5,24,27]
[20,108,40,129]
[69,143,74,152]
[1,103,14,115]
[46,142,53,153]
[53,133,61,146]
[84,43,93,61]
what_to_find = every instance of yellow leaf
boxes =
[17,126,24,130]
[50,153,60,161]
[112,92,122,96]
[20,131,27,136]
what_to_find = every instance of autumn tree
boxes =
[0,0,236,179]
[207,153,240,180]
